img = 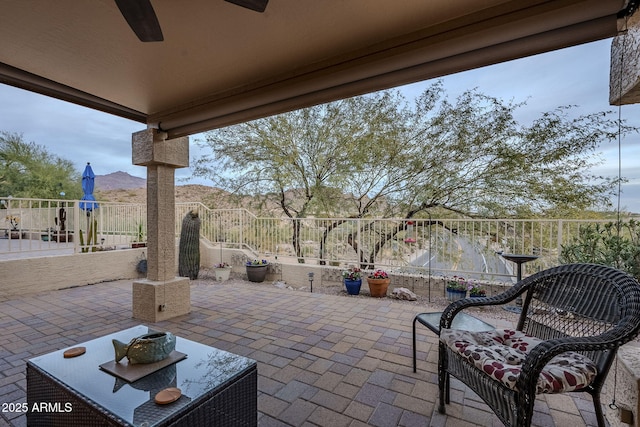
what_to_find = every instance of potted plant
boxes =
[132,221,146,248]
[214,262,232,281]
[342,267,362,295]
[5,215,24,239]
[367,269,390,298]
[446,276,468,301]
[53,207,72,242]
[41,227,56,241]
[136,257,148,275]
[245,259,269,282]
[469,283,487,298]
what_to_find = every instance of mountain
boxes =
[95,171,146,191]
[93,171,230,206]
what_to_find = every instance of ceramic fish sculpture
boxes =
[113,330,176,365]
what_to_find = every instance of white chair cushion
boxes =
[440,328,597,393]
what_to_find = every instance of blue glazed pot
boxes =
[344,279,362,295]
[446,288,467,302]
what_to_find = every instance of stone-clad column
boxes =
[606,11,640,427]
[131,128,190,322]
[610,12,640,105]
[146,165,177,281]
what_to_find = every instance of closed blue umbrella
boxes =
[79,162,99,212]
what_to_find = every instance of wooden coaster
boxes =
[155,387,182,405]
[63,347,86,358]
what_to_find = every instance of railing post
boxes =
[358,217,363,267]
[73,200,80,253]
[557,220,563,262]
[240,210,244,250]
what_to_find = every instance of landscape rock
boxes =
[392,287,418,301]
[273,281,295,290]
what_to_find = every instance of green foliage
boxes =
[133,221,145,242]
[195,82,629,220]
[0,131,81,199]
[560,220,640,280]
[194,82,635,262]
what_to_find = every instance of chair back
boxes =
[517,263,640,370]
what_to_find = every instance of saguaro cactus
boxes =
[57,207,66,231]
[178,209,200,280]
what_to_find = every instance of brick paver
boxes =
[0,279,603,426]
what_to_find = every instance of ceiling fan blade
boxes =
[114,0,164,42]
[224,0,269,13]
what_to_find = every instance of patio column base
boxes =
[604,345,640,427]
[132,277,190,322]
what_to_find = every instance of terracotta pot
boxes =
[367,278,390,297]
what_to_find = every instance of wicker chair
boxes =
[438,263,640,427]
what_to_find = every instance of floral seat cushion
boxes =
[440,328,597,393]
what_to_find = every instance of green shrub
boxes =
[560,219,640,280]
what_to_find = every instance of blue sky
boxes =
[1,38,639,212]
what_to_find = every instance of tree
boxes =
[193,91,408,260]
[0,131,82,199]
[193,82,633,263]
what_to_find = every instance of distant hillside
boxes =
[96,184,226,204]
[93,171,234,206]
[95,171,146,191]
[93,171,300,214]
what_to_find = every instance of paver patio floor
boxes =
[0,279,604,426]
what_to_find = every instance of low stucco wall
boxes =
[1,239,501,299]
[202,243,477,298]
[1,238,204,298]
[0,248,147,298]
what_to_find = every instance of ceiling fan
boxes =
[114,0,269,42]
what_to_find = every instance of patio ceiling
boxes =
[0,0,637,139]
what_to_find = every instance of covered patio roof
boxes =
[1,0,638,139]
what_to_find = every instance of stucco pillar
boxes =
[131,128,190,322]
[610,12,640,105]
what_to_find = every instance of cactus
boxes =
[178,210,200,280]
[79,218,98,253]
[56,207,66,231]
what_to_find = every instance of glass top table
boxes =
[412,312,494,373]
[27,325,257,426]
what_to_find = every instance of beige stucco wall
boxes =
[0,240,216,298]
[0,248,148,298]
[0,239,495,299]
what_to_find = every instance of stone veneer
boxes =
[610,11,640,105]
[604,345,640,427]
[608,10,640,427]
[131,128,190,322]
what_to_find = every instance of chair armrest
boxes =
[439,285,523,330]
[515,328,636,395]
